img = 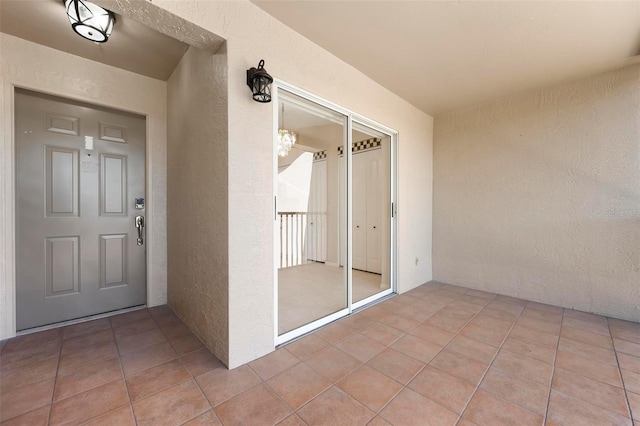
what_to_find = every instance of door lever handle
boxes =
[135,215,145,246]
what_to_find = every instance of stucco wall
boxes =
[434,64,640,321]
[0,33,168,340]
[152,0,434,367]
[167,45,230,365]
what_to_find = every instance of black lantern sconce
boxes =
[246,60,273,103]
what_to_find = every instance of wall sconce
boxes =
[246,60,273,103]
[65,0,116,43]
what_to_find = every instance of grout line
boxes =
[109,314,138,426]
[45,332,63,425]
[370,288,498,422]
[542,306,564,426]
[455,297,529,425]
[607,317,634,422]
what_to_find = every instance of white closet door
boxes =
[317,160,327,262]
[352,152,367,271]
[306,160,327,262]
[366,149,382,274]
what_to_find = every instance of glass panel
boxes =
[277,89,348,335]
[351,122,392,303]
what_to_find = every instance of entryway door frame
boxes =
[273,80,398,346]
[2,79,162,338]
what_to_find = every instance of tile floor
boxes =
[2,281,640,425]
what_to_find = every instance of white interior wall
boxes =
[0,33,168,340]
[434,64,640,321]
[153,0,434,368]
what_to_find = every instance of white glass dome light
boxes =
[65,0,116,43]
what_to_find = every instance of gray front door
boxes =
[15,88,147,331]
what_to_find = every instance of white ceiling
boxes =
[0,0,189,81]
[253,1,640,116]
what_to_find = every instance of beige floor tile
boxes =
[627,391,640,420]
[555,350,622,388]
[459,322,510,347]
[614,338,640,358]
[366,348,425,385]
[337,365,403,412]
[83,406,135,426]
[500,336,556,364]
[0,357,58,394]
[112,318,158,339]
[509,324,559,347]
[563,316,610,336]
[196,365,261,406]
[214,383,290,426]
[480,367,549,416]
[169,333,204,355]
[445,335,498,363]
[335,333,386,363]
[285,335,330,361]
[314,321,357,345]
[492,349,554,386]
[126,359,191,401]
[409,322,456,346]
[182,410,222,426]
[559,336,618,366]
[276,413,307,426]
[110,309,151,329]
[0,405,50,426]
[390,335,442,363]
[49,379,128,425]
[429,349,489,385]
[360,322,404,346]
[120,342,178,376]
[463,389,544,426]
[380,388,458,426]
[54,357,122,401]
[297,386,375,425]
[378,314,421,333]
[552,368,629,417]
[133,379,210,426]
[547,389,631,426]
[516,316,561,335]
[560,325,613,349]
[60,331,117,355]
[63,318,112,340]
[408,365,475,415]
[0,378,54,422]
[267,363,331,410]
[181,348,226,377]
[305,346,362,382]
[248,348,300,381]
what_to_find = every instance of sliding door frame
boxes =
[273,80,398,346]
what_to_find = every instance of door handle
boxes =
[135,215,145,246]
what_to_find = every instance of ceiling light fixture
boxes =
[246,60,273,103]
[278,103,297,157]
[65,0,116,43]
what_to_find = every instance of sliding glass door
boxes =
[275,84,396,344]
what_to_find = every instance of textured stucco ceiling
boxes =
[252,1,640,116]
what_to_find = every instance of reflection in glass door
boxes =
[275,84,396,344]
[276,89,348,337]
[350,123,392,306]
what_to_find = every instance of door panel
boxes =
[352,152,367,271]
[366,149,382,274]
[15,88,146,330]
